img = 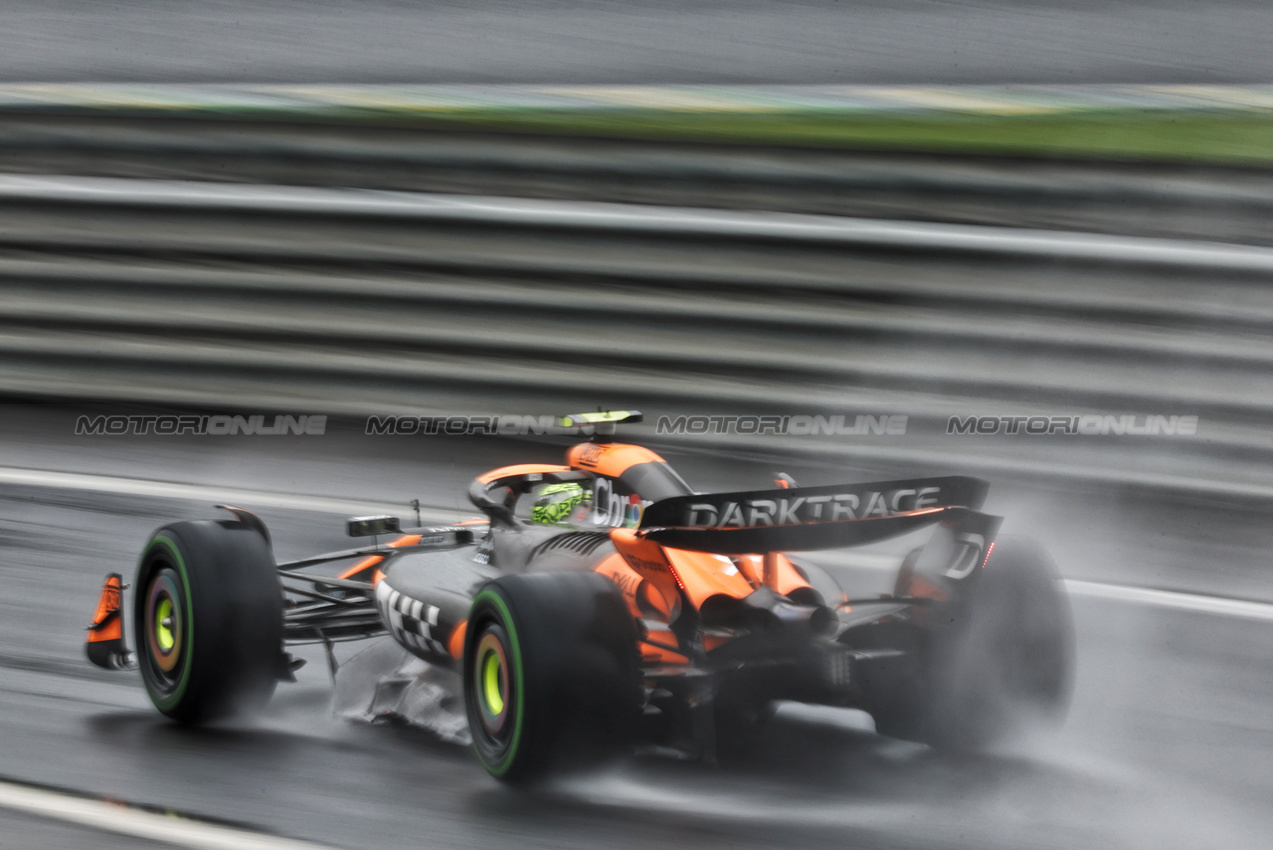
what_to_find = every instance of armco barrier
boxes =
[0,175,1268,501]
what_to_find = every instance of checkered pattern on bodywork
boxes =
[376,579,448,657]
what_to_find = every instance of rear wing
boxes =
[637,475,996,554]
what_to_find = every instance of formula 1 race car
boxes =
[85,411,1073,782]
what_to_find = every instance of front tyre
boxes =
[134,521,283,723]
[464,572,639,784]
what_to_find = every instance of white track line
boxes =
[0,465,464,523]
[1,465,1269,622]
[0,780,340,850]
[1065,579,1273,622]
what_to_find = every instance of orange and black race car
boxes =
[85,411,1073,783]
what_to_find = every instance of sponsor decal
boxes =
[589,477,652,528]
[597,563,642,598]
[620,551,671,576]
[680,486,942,528]
[639,476,986,533]
[576,443,607,468]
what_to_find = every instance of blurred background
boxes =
[0,2,1270,849]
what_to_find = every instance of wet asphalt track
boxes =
[1,0,1272,85]
[0,405,1271,849]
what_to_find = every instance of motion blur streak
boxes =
[0,0,1270,84]
[4,175,1273,270]
[0,175,1269,511]
[0,465,442,521]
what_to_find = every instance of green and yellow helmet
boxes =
[530,482,586,525]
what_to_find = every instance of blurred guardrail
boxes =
[3,112,1273,246]
[0,173,1270,502]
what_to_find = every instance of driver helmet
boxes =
[530,482,586,525]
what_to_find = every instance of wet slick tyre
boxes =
[464,572,640,784]
[875,536,1074,751]
[134,521,283,723]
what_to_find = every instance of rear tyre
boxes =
[134,521,283,723]
[874,536,1074,750]
[464,572,640,784]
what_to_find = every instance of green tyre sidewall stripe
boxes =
[143,534,195,712]
[471,588,525,778]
